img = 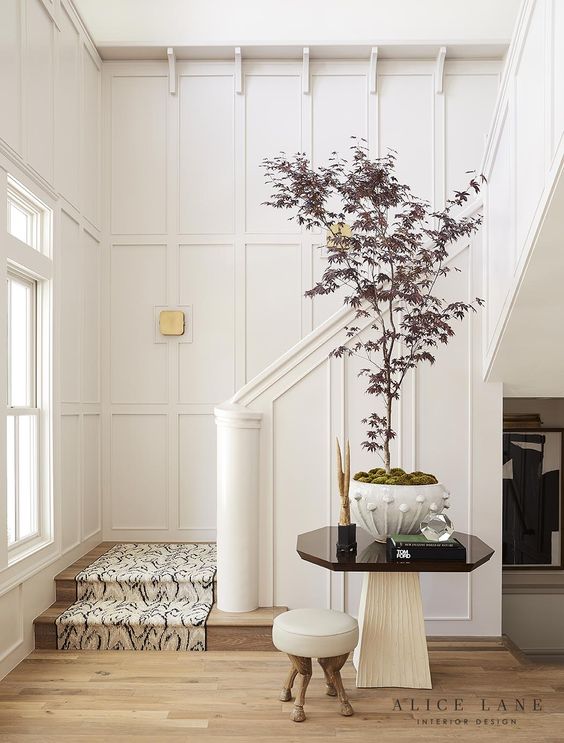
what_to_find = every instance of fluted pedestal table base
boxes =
[353,571,432,688]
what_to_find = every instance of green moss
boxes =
[353,467,439,485]
[395,474,412,485]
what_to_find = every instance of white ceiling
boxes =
[74,0,522,56]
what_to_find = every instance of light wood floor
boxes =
[0,643,563,742]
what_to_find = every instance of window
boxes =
[7,177,48,254]
[5,175,52,562]
[6,269,39,546]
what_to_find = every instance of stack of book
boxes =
[503,413,542,429]
[387,534,467,561]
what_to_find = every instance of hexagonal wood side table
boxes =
[297,527,495,689]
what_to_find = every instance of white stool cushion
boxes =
[272,608,359,658]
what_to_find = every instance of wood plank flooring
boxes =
[1,642,563,742]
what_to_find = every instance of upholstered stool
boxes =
[272,608,359,722]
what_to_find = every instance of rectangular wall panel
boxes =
[274,363,330,608]
[553,0,564,156]
[312,247,346,329]
[110,244,168,403]
[515,3,545,248]
[0,587,22,660]
[445,73,499,199]
[179,75,234,234]
[61,415,80,552]
[245,243,302,380]
[82,414,101,538]
[55,5,80,205]
[82,46,100,226]
[82,231,100,403]
[111,76,167,234]
[312,73,367,166]
[378,73,433,204]
[178,415,216,529]
[178,244,235,403]
[245,74,301,233]
[25,0,54,182]
[311,73,367,327]
[111,415,168,529]
[60,211,81,403]
[487,110,513,343]
[417,251,470,619]
[0,0,21,152]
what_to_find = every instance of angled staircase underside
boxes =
[34,543,285,651]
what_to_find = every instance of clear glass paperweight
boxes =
[420,513,454,542]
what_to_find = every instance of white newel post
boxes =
[215,402,263,612]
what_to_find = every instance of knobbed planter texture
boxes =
[350,468,449,542]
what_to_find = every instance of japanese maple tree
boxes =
[263,141,483,474]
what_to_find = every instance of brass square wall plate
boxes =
[159,309,185,336]
[326,221,352,249]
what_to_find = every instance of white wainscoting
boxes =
[229,228,502,635]
[104,54,502,636]
[0,0,102,678]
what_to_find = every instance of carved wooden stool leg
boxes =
[318,653,353,717]
[320,662,337,696]
[288,655,312,722]
[279,664,298,701]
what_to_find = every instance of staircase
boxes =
[34,542,285,651]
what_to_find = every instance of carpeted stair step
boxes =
[34,542,287,651]
[56,597,212,651]
[35,601,287,651]
[75,542,216,603]
[54,542,217,651]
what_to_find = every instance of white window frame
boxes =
[6,268,40,549]
[4,176,53,566]
[7,176,50,256]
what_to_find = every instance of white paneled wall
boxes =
[0,0,102,678]
[104,54,501,579]
[179,76,234,235]
[484,0,564,375]
[231,226,503,634]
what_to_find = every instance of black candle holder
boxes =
[336,523,357,553]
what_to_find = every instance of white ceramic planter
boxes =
[349,481,450,542]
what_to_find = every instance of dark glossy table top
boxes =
[297,527,494,573]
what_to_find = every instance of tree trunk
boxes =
[383,438,391,475]
[384,395,392,474]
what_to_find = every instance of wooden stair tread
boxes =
[54,542,114,582]
[207,606,286,626]
[34,601,72,625]
[36,602,286,627]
